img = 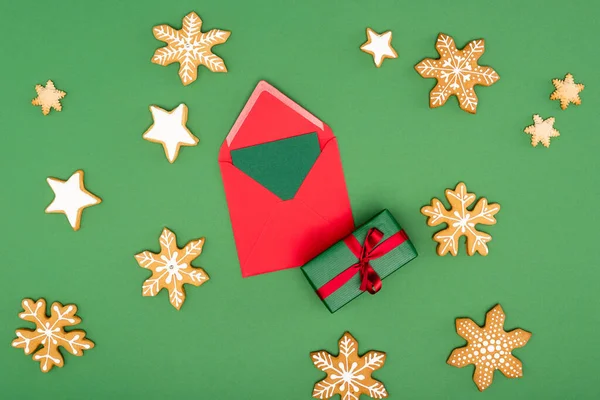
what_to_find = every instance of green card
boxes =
[230,133,320,200]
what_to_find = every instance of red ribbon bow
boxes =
[316,228,408,300]
[355,228,385,294]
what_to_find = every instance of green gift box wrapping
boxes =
[301,209,418,313]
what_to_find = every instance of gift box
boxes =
[301,209,418,313]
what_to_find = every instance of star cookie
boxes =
[524,115,560,148]
[311,332,387,399]
[415,33,499,113]
[151,11,230,86]
[45,170,102,231]
[550,73,584,110]
[135,228,210,310]
[143,104,198,163]
[447,304,531,391]
[360,28,398,68]
[32,80,66,115]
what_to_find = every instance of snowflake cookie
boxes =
[32,80,66,115]
[447,304,531,391]
[143,104,198,163]
[421,182,500,256]
[360,28,398,68]
[550,73,584,110]
[12,298,94,372]
[151,11,230,86]
[415,33,499,113]
[311,332,387,400]
[524,115,560,148]
[135,228,209,310]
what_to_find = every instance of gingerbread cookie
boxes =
[135,228,209,310]
[360,28,398,67]
[152,11,230,86]
[12,298,94,372]
[421,182,500,256]
[447,304,531,391]
[32,80,66,115]
[143,104,198,163]
[415,33,499,113]
[550,73,584,109]
[45,170,102,231]
[524,115,560,148]
[311,332,387,399]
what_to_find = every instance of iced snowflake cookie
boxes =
[524,115,560,148]
[12,298,94,372]
[421,182,500,256]
[311,332,387,399]
[45,170,102,231]
[135,228,209,310]
[415,33,499,113]
[360,28,398,67]
[32,80,66,115]
[152,11,230,86]
[447,304,531,391]
[143,104,198,163]
[550,73,584,109]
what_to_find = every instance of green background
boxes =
[1,0,598,398]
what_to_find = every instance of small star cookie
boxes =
[32,80,66,115]
[447,304,531,391]
[524,115,560,148]
[45,170,102,231]
[152,11,230,86]
[360,28,398,68]
[143,104,198,163]
[550,73,584,110]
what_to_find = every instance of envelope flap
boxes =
[226,81,331,150]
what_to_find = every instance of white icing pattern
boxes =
[311,332,387,400]
[447,305,531,391]
[11,298,94,372]
[415,33,499,113]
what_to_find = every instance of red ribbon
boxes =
[316,228,408,300]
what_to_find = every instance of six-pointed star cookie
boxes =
[415,33,499,113]
[152,11,230,86]
[360,28,398,67]
[143,104,198,163]
[550,73,584,110]
[311,332,387,399]
[134,228,210,310]
[524,114,560,148]
[32,80,66,115]
[45,170,102,231]
[447,304,531,392]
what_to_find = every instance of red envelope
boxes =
[219,81,354,277]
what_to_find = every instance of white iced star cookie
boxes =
[45,170,102,231]
[143,104,198,163]
[360,28,398,67]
